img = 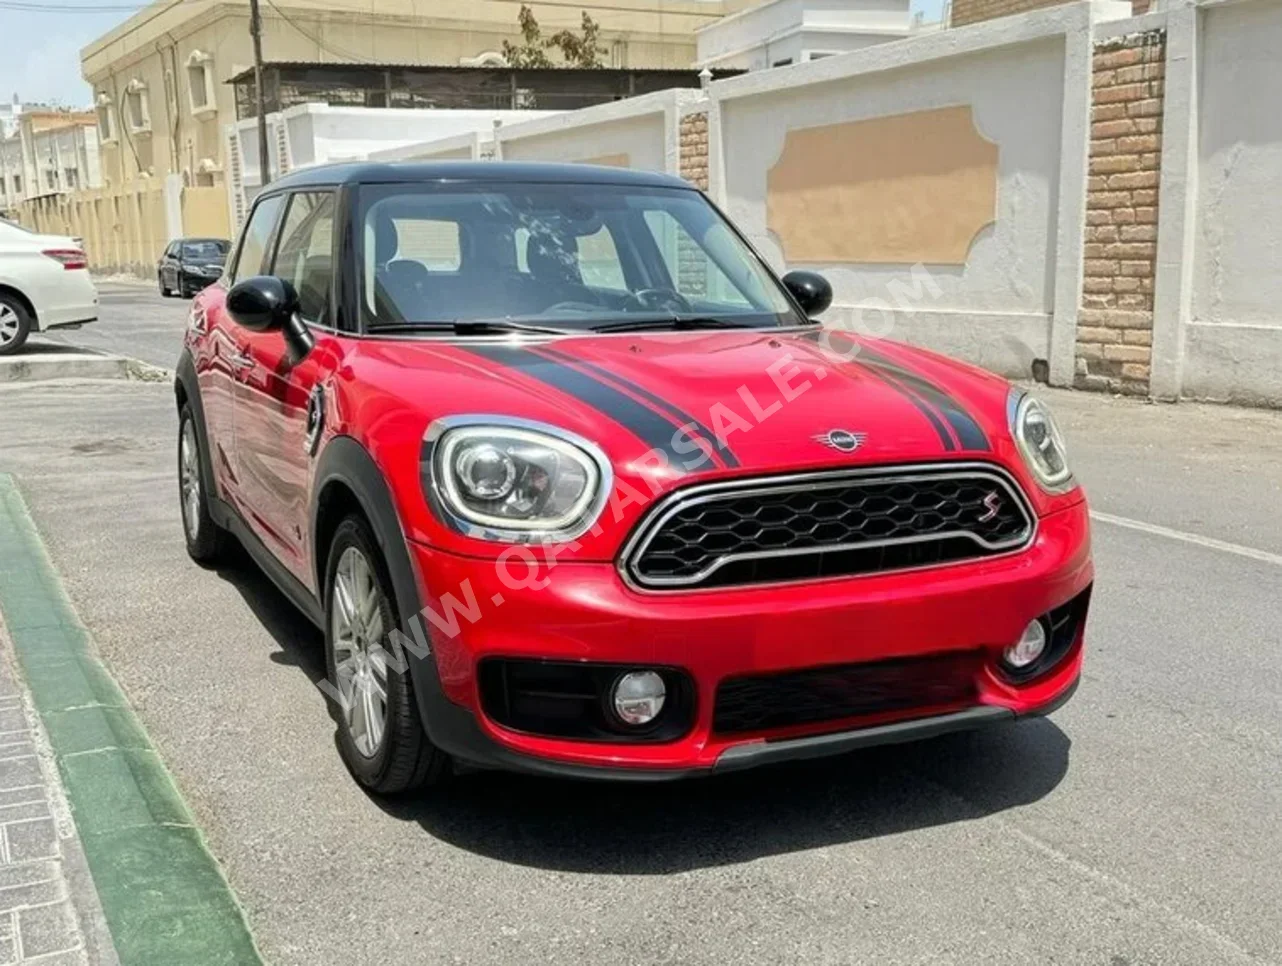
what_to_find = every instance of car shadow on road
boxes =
[210,544,327,684]
[383,710,1071,875]
[213,545,1073,875]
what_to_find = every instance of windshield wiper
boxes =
[590,316,759,333]
[367,319,575,336]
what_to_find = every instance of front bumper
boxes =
[407,499,1092,778]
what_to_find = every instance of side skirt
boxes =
[208,494,325,629]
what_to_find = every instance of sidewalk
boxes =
[0,643,115,966]
[0,475,261,966]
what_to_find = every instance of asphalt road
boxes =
[1,311,1280,964]
[36,280,191,371]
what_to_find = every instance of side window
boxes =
[270,192,335,323]
[231,194,284,282]
[165,242,178,258]
[642,210,753,308]
[575,225,627,291]
[392,218,461,271]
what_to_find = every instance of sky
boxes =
[0,0,950,110]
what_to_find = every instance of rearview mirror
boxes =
[782,270,833,318]
[226,275,315,365]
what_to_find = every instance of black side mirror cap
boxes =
[226,275,315,365]
[227,275,298,332]
[782,270,833,318]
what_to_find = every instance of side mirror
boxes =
[226,275,315,365]
[782,270,833,318]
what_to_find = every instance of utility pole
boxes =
[248,0,271,189]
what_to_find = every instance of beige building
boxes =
[80,0,727,193]
[15,0,724,272]
[1,110,101,214]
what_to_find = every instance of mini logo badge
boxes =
[813,429,867,453]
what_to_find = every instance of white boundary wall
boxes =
[224,0,1282,407]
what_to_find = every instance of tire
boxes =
[159,273,173,297]
[178,404,230,564]
[324,515,449,794]
[0,293,32,357]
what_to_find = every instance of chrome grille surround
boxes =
[620,462,1037,591]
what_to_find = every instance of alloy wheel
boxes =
[179,419,202,540]
[331,546,390,758]
[0,304,19,347]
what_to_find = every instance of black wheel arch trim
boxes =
[310,434,471,753]
[174,350,219,518]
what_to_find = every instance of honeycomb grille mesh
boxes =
[626,467,1033,589]
[713,650,983,734]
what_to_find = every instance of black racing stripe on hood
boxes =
[535,345,739,469]
[459,344,699,468]
[795,330,957,452]
[855,347,990,451]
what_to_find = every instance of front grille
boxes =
[623,464,1035,589]
[713,650,983,734]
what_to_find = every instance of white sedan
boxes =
[0,217,98,356]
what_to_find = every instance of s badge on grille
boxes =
[978,491,1002,522]
[812,429,867,453]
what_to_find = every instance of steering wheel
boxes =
[543,301,604,316]
[632,288,693,313]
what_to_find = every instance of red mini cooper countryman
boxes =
[176,162,1091,792]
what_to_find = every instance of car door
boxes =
[232,190,343,589]
[197,194,285,507]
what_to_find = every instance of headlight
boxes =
[1009,391,1074,492]
[424,417,612,542]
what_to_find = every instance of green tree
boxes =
[501,6,608,69]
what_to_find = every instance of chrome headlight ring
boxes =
[1007,390,1075,494]
[422,415,613,544]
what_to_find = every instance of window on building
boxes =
[11,174,20,194]
[771,58,794,68]
[125,80,151,133]
[44,170,57,190]
[95,93,116,142]
[64,168,79,189]
[271,192,336,323]
[186,49,216,115]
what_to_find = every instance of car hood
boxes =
[365,327,1013,476]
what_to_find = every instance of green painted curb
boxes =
[0,474,264,966]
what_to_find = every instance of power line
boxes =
[0,1,149,10]
[262,0,364,62]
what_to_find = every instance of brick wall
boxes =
[678,111,709,190]
[950,0,1068,28]
[1075,31,1165,395]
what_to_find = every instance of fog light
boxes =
[1004,619,1047,669]
[612,671,666,726]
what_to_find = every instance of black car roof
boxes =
[264,161,693,192]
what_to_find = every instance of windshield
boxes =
[183,240,228,260]
[355,182,802,331]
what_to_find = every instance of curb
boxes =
[0,354,132,385]
[0,475,263,966]
[0,352,169,386]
